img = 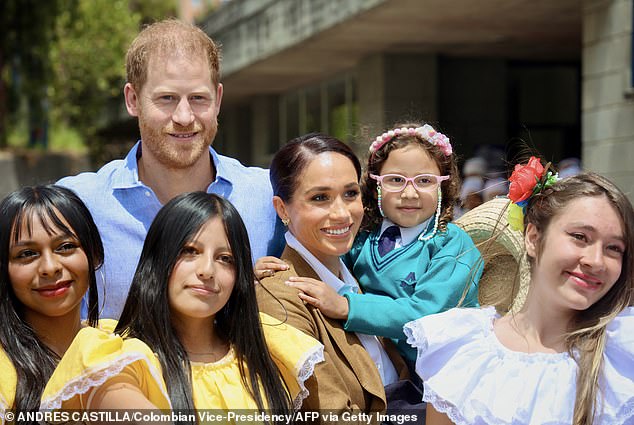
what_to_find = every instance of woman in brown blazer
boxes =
[256,133,409,417]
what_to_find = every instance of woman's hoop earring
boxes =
[282,218,290,226]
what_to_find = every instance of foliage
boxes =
[9,121,86,153]
[1,0,177,153]
[129,0,178,25]
[0,0,63,148]
[49,0,141,144]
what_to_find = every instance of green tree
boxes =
[0,0,64,148]
[49,0,141,147]
[2,0,179,153]
[130,0,177,25]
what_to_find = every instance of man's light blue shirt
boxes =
[58,141,284,319]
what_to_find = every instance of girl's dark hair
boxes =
[116,192,292,421]
[524,172,634,424]
[270,132,361,202]
[361,122,460,231]
[0,185,103,416]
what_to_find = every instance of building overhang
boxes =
[202,0,581,106]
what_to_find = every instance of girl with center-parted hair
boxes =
[256,133,411,417]
[85,192,323,421]
[0,185,119,416]
[405,168,634,425]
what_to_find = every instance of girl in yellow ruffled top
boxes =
[0,185,129,418]
[86,192,324,419]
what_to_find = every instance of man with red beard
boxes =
[58,19,284,319]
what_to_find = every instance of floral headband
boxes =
[507,156,559,232]
[369,124,453,157]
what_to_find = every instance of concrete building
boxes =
[584,0,634,196]
[201,0,633,199]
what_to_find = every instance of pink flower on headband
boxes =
[432,132,452,156]
[369,125,452,156]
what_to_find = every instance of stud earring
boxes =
[282,218,290,226]
[377,185,385,217]
[419,187,442,242]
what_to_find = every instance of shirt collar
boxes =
[380,216,433,246]
[111,141,232,190]
[207,145,233,188]
[285,232,359,294]
[111,141,143,189]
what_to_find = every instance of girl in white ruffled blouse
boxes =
[405,171,634,425]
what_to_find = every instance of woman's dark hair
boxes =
[361,122,460,231]
[270,132,362,202]
[116,192,292,422]
[0,185,103,416]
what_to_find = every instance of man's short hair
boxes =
[125,19,221,91]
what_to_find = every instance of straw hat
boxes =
[455,197,530,313]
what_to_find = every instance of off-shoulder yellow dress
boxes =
[187,313,324,409]
[1,313,323,418]
[0,319,170,421]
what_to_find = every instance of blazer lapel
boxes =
[282,248,387,402]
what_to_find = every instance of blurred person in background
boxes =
[482,177,508,202]
[558,157,582,179]
[454,157,487,218]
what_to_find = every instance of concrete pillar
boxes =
[384,54,438,126]
[251,95,280,167]
[358,53,387,143]
[583,0,634,200]
[357,53,438,152]
[439,58,507,159]
[217,103,252,164]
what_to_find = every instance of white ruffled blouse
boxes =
[404,306,634,425]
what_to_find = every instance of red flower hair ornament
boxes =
[507,156,559,231]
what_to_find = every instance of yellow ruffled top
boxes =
[0,313,322,414]
[41,319,170,411]
[189,312,324,409]
[0,348,16,421]
[0,319,170,420]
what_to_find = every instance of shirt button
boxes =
[145,191,151,197]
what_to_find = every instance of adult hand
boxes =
[285,276,349,320]
[254,256,289,280]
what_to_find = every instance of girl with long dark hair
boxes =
[0,185,109,415]
[86,192,322,421]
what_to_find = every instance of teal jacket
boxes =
[343,222,482,362]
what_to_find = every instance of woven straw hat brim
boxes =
[455,197,530,313]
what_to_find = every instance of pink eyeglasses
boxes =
[370,173,450,192]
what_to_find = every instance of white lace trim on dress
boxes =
[406,307,634,425]
[292,344,325,410]
[0,394,8,425]
[422,384,471,425]
[403,320,428,352]
[39,352,171,411]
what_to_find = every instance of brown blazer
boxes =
[256,247,408,415]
